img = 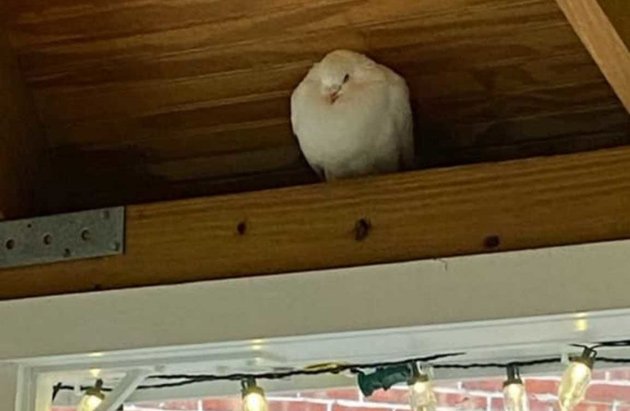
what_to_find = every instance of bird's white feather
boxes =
[291,50,414,181]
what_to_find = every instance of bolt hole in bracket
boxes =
[0,207,125,269]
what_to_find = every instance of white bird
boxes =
[291,50,414,181]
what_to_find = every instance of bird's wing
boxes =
[308,161,325,180]
[398,105,415,170]
[388,73,415,170]
[291,80,327,181]
[290,85,305,138]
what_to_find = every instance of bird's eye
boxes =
[343,74,350,83]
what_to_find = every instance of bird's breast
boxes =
[297,94,392,162]
[292,79,398,164]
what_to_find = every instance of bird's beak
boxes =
[325,85,342,104]
[329,90,340,103]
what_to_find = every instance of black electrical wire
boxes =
[131,356,617,391]
[102,356,630,391]
[131,356,564,391]
[53,352,463,393]
[54,384,114,393]
[598,356,630,364]
[145,352,464,382]
[433,357,561,369]
[570,343,593,350]
[52,383,64,401]
[597,339,630,348]
[52,339,630,395]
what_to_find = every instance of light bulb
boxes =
[242,378,268,411]
[558,348,597,411]
[503,366,529,411]
[77,394,103,411]
[77,380,105,411]
[408,364,437,411]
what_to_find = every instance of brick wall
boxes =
[53,369,630,411]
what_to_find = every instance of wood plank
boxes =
[555,0,630,111]
[2,146,630,300]
[2,0,628,214]
[428,130,630,166]
[597,0,629,48]
[40,103,627,212]
[443,105,629,151]
[44,166,317,213]
[0,23,45,219]
[26,20,589,124]
[43,53,611,148]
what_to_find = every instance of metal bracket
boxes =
[0,207,125,269]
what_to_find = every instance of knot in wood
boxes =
[354,218,371,241]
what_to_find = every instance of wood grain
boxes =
[0,23,46,219]
[2,146,630,300]
[1,0,627,213]
[556,0,630,111]
[597,0,629,47]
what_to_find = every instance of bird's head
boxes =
[314,50,376,104]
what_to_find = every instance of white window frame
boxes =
[3,239,630,411]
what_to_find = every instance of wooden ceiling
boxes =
[2,0,629,214]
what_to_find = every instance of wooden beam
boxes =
[555,0,630,111]
[2,146,630,300]
[0,23,45,219]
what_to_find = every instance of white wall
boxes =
[2,240,630,361]
[0,364,19,409]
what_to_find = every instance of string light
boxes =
[408,364,437,411]
[558,347,597,411]
[76,379,105,411]
[503,365,529,411]
[242,377,268,411]
[52,340,630,409]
